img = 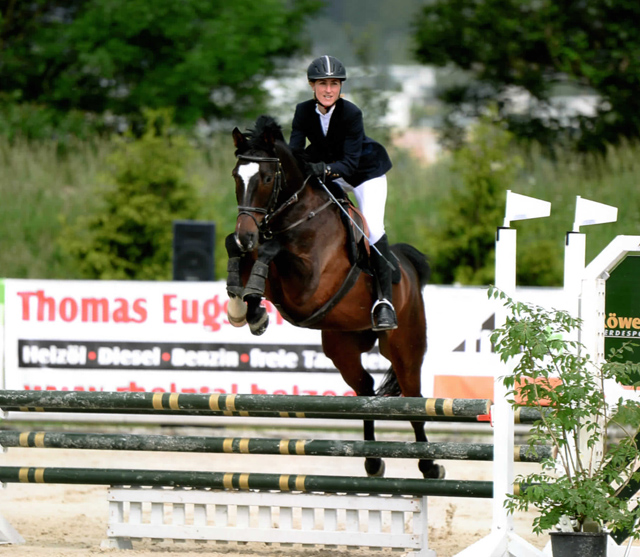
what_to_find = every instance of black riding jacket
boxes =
[289,98,392,187]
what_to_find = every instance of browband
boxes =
[237,154,280,163]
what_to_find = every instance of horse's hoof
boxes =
[365,458,386,478]
[249,311,269,336]
[421,463,446,479]
[228,314,247,327]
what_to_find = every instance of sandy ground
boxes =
[0,423,564,556]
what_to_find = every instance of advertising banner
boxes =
[1,279,566,400]
[2,280,357,396]
[605,255,640,382]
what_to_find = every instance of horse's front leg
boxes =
[225,233,248,327]
[243,239,282,336]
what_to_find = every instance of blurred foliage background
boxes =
[1,0,639,286]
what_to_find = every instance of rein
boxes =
[235,154,333,239]
[235,153,364,329]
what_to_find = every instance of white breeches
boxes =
[335,174,387,244]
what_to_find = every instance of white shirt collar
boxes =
[315,103,336,136]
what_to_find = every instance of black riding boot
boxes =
[370,234,398,331]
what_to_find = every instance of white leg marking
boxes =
[228,296,248,327]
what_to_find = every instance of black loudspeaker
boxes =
[172,220,216,281]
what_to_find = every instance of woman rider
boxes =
[289,55,397,331]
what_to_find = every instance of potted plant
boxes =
[488,287,640,557]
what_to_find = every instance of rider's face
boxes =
[311,78,342,110]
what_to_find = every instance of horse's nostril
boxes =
[235,232,255,253]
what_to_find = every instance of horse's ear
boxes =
[232,127,246,149]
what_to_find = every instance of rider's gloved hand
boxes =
[308,161,326,178]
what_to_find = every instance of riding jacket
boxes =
[289,98,392,187]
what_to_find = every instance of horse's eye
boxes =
[264,176,273,184]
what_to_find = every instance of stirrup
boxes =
[371,299,398,331]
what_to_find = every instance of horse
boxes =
[225,115,444,479]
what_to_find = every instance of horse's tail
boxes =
[375,243,430,397]
[393,243,431,287]
[376,368,402,396]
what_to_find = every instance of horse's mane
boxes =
[240,115,286,153]
[237,115,307,175]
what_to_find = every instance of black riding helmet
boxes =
[307,55,347,82]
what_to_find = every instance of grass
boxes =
[193,135,243,280]
[1,132,639,284]
[0,137,112,278]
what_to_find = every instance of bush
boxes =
[61,109,200,280]
[0,98,105,147]
[429,114,522,284]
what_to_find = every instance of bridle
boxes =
[235,154,284,229]
[235,153,331,240]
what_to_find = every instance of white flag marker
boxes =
[503,190,551,227]
[573,196,618,231]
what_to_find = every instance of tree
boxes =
[0,0,321,128]
[412,0,640,152]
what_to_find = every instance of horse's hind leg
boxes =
[380,328,446,479]
[363,421,385,476]
[412,420,445,479]
[321,330,385,477]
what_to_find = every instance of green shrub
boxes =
[61,109,199,280]
[195,132,241,280]
[0,98,105,148]
[428,114,522,284]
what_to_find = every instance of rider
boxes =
[289,55,397,332]
[289,56,398,331]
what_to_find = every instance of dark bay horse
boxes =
[225,115,443,479]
